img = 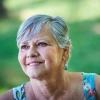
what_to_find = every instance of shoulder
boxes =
[0,89,13,100]
[95,74,100,99]
[68,72,100,99]
[65,72,82,90]
[65,72,83,99]
[67,71,82,82]
[0,83,30,100]
[67,71,96,82]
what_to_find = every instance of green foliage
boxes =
[68,19,100,73]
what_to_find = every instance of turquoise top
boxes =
[12,84,26,100]
[82,73,96,100]
[12,73,96,100]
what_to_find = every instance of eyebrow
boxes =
[19,41,29,46]
[36,36,56,42]
[20,36,56,45]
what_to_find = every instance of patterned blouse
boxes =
[12,73,96,100]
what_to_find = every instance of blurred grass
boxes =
[0,18,28,92]
[0,0,100,93]
[69,19,100,72]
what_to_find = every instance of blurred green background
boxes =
[0,0,100,93]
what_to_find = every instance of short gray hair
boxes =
[17,14,71,69]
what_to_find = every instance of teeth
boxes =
[30,62,38,65]
[28,62,41,66]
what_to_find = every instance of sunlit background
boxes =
[0,0,100,93]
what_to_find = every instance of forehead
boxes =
[20,25,57,44]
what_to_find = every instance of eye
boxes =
[37,42,48,47]
[20,44,29,50]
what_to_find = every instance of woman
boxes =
[0,14,100,100]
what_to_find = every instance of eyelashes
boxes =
[20,42,49,50]
[37,42,48,47]
[20,44,29,50]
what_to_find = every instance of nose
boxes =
[26,45,39,58]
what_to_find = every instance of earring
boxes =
[64,63,68,70]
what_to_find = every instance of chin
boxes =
[26,67,47,79]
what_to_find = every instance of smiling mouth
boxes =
[26,61,44,66]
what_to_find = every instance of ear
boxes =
[62,47,69,63]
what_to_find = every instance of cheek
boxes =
[18,51,26,66]
[40,48,58,65]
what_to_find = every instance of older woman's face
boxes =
[18,25,66,79]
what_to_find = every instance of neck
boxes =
[30,70,70,99]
